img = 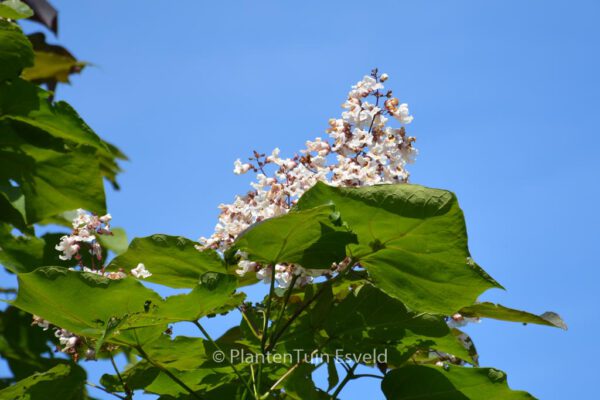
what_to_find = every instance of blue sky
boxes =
[2,0,599,398]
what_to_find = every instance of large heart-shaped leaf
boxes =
[297,182,502,314]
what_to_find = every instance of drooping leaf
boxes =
[297,182,502,314]
[459,302,567,330]
[0,363,87,400]
[381,365,534,400]
[0,20,34,81]
[22,33,86,85]
[109,235,227,288]
[0,0,33,19]
[233,204,356,269]
[12,267,165,347]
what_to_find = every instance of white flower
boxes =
[131,263,152,279]
[55,236,80,261]
[31,315,50,330]
[391,103,413,124]
[233,159,252,175]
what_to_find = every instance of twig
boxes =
[109,352,132,399]
[330,363,358,399]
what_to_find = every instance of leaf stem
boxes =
[268,274,299,349]
[109,352,132,399]
[256,265,276,395]
[192,320,254,397]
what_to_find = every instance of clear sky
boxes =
[3,0,599,398]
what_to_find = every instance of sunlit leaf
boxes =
[297,182,502,314]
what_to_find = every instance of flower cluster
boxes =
[55,209,112,266]
[55,209,152,280]
[198,70,417,288]
[32,315,114,362]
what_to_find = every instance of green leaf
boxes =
[109,235,227,288]
[0,20,33,81]
[233,204,356,269]
[0,0,33,19]
[297,182,502,314]
[12,267,165,347]
[19,145,106,222]
[381,365,534,400]
[0,363,87,400]
[22,33,86,84]
[459,302,567,330]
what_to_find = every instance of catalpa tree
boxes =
[0,2,565,399]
